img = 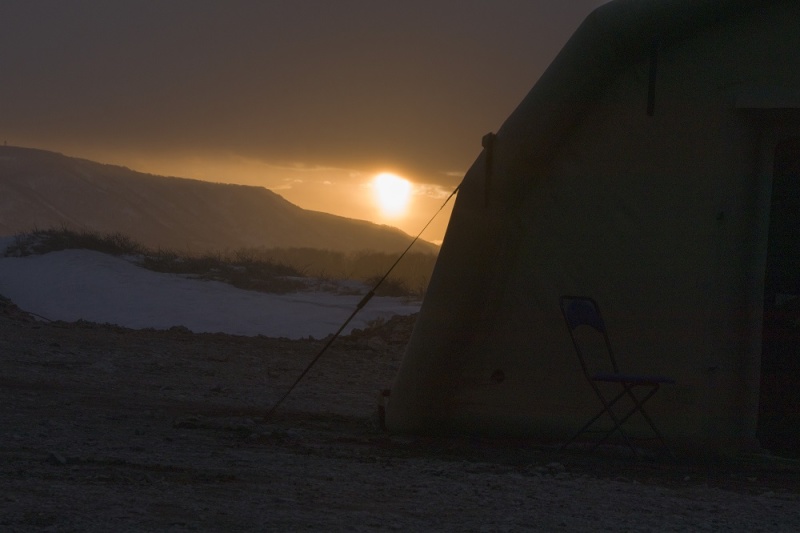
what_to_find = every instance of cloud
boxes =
[413,183,456,200]
[444,171,466,178]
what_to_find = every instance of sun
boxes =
[372,172,411,218]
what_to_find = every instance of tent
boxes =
[385,0,800,456]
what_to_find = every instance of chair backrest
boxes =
[560,296,619,377]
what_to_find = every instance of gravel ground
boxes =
[1,297,799,532]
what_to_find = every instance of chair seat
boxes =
[591,372,675,385]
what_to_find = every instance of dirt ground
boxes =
[2,297,800,532]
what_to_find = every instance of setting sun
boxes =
[372,172,412,218]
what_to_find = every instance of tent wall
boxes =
[386,0,800,455]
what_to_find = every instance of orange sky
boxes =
[1,1,608,244]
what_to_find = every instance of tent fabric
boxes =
[386,0,800,455]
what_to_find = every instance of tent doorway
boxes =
[758,137,800,454]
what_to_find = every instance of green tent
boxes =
[386,0,800,456]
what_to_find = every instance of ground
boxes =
[1,299,799,532]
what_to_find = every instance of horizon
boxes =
[1,1,609,243]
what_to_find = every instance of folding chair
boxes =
[559,296,675,458]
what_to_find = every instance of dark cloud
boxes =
[1,1,607,185]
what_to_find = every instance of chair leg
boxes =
[563,383,674,459]
[594,385,660,457]
[601,384,674,458]
[591,388,640,455]
[621,386,675,458]
[561,387,636,453]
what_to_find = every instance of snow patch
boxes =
[0,242,420,339]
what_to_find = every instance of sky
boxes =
[0,238,420,339]
[1,1,609,243]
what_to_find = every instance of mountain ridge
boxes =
[0,146,438,254]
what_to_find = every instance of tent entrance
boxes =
[758,137,800,454]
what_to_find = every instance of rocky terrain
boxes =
[2,298,800,531]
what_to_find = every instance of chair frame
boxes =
[559,296,675,458]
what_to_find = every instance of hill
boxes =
[0,146,438,254]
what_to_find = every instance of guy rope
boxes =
[264,183,460,419]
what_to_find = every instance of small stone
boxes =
[173,416,203,429]
[47,451,67,465]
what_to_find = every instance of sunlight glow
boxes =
[373,172,411,217]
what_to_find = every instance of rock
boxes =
[47,451,68,465]
[173,416,204,429]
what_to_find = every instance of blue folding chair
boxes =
[560,296,675,458]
